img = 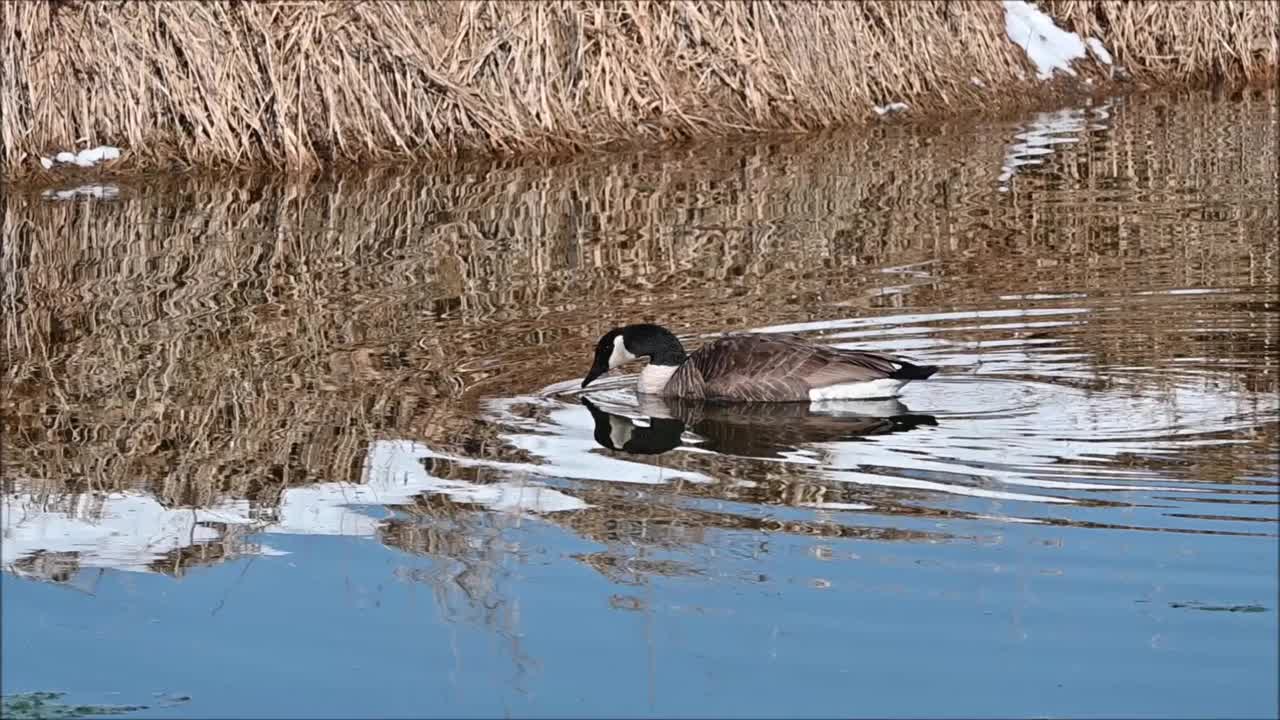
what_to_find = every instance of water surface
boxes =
[3,88,1278,718]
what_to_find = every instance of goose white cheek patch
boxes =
[609,335,636,369]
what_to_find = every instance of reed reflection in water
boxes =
[2,87,1277,718]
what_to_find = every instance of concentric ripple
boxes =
[444,292,1279,540]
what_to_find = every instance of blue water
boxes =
[4,88,1277,718]
[5,518,1276,718]
[5,507,1274,712]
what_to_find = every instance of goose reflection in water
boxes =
[582,395,938,459]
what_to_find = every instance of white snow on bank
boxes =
[39,145,121,170]
[1085,36,1113,65]
[1003,1,1090,80]
[874,102,910,116]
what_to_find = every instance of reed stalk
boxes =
[2,1,1274,178]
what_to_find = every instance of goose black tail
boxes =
[890,362,939,381]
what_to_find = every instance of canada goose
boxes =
[580,323,939,402]
[583,395,938,458]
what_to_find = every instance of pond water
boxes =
[3,88,1277,718]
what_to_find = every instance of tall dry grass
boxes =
[8,1,1273,178]
[1046,0,1279,83]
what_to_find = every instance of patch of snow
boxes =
[41,145,122,169]
[1086,36,1113,65]
[1003,0,1087,80]
[874,102,910,116]
[75,146,120,165]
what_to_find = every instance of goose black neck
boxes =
[649,345,688,367]
[626,324,688,367]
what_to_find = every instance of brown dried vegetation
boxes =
[2,1,1275,177]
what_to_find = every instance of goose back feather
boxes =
[664,333,935,401]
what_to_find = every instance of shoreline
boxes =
[3,1,1275,184]
[7,83,1269,199]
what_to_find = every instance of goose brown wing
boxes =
[662,361,707,399]
[689,334,912,401]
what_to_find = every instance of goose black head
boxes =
[581,323,687,389]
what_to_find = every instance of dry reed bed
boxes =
[3,89,1275,512]
[1045,0,1278,82]
[2,1,1276,179]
